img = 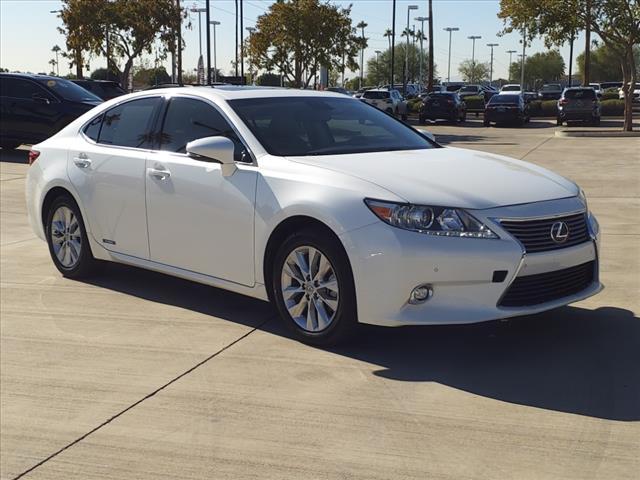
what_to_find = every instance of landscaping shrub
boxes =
[463,95,485,111]
[407,98,422,113]
[527,100,557,117]
[601,91,619,101]
[600,99,625,116]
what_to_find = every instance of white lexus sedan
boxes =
[26,87,602,345]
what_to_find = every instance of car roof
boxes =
[0,72,60,81]
[119,85,353,101]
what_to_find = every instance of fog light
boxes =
[409,285,433,304]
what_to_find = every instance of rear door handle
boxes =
[148,167,171,180]
[73,154,91,168]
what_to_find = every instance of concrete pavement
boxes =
[1,119,638,479]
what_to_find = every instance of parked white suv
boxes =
[361,88,408,120]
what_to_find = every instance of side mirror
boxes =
[32,94,51,105]
[186,136,237,177]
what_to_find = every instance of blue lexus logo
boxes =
[550,221,570,243]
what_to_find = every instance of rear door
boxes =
[0,77,61,144]
[68,96,163,259]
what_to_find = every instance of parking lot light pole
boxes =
[375,49,381,83]
[190,7,207,58]
[405,5,418,96]
[467,35,481,83]
[209,20,220,82]
[246,27,255,84]
[506,50,517,82]
[415,16,428,87]
[487,43,498,86]
[390,0,397,88]
[443,27,459,83]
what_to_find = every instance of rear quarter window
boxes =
[98,97,160,148]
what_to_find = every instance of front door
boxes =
[145,95,257,286]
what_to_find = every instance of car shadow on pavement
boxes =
[83,263,639,422]
[332,306,640,422]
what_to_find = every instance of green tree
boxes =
[256,72,282,86]
[365,43,435,87]
[58,0,187,90]
[577,42,640,81]
[498,0,640,131]
[90,67,120,81]
[458,60,490,83]
[133,66,171,87]
[247,0,361,88]
[508,50,565,88]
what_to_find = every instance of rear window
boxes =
[363,91,389,99]
[502,85,521,92]
[565,89,596,100]
[489,95,520,105]
[428,93,453,100]
[445,85,462,91]
[541,84,561,91]
[460,86,478,92]
[98,97,160,148]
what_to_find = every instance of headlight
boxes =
[365,199,498,239]
[578,188,589,212]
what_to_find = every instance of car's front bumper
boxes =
[340,197,602,327]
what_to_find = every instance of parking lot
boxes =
[1,118,638,479]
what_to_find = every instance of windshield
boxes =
[229,97,434,157]
[502,85,521,91]
[37,78,102,103]
[489,95,520,105]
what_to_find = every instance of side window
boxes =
[98,97,160,148]
[0,78,52,100]
[84,114,103,141]
[159,97,248,162]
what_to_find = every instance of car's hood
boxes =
[288,147,578,209]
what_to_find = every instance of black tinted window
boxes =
[159,97,247,161]
[229,97,434,157]
[36,78,101,103]
[84,114,103,141]
[363,91,389,99]
[0,77,51,100]
[489,95,520,105]
[98,97,159,148]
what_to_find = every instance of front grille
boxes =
[499,261,595,307]
[500,212,589,253]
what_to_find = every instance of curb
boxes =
[555,130,640,138]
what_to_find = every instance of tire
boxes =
[45,194,101,278]
[271,227,357,346]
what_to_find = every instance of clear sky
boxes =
[0,0,588,82]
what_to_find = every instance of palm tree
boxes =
[356,21,368,89]
[384,28,392,51]
[48,59,57,76]
[51,45,61,76]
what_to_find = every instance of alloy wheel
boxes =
[50,206,82,268]
[280,245,340,332]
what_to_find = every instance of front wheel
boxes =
[45,195,101,278]
[272,228,357,346]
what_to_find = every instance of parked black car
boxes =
[484,94,530,126]
[0,73,102,149]
[71,79,126,100]
[419,92,466,123]
[538,83,563,100]
[557,87,601,126]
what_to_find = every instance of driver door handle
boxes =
[148,167,171,180]
[73,153,91,168]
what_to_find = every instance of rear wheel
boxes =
[45,195,101,278]
[272,228,357,346]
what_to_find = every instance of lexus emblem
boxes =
[550,221,570,243]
